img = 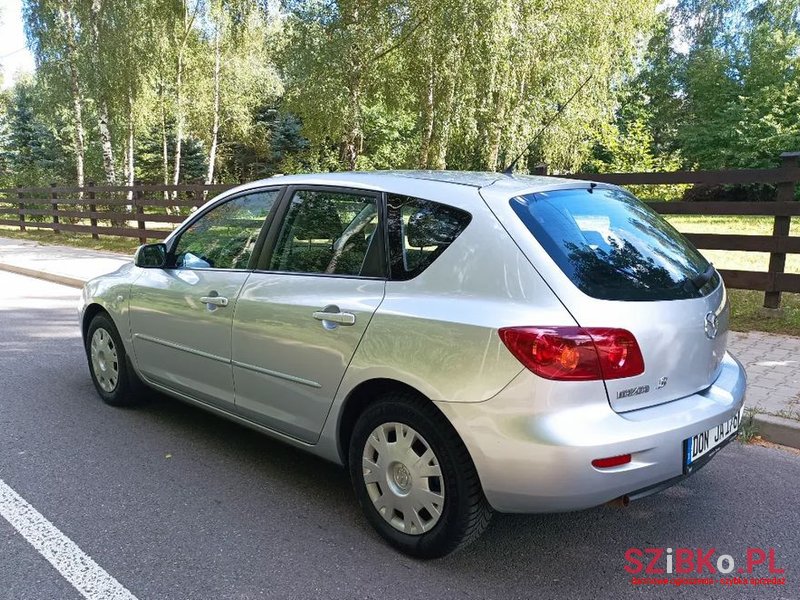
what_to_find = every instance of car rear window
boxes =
[510,187,719,301]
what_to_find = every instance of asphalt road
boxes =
[0,269,798,600]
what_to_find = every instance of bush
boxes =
[682,183,777,202]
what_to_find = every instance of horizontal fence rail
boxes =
[0,182,238,243]
[1,151,798,308]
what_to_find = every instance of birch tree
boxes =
[23,0,86,186]
[171,0,202,193]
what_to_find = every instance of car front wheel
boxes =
[85,312,143,407]
[349,391,492,558]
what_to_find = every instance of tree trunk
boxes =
[340,2,363,171]
[418,60,435,169]
[97,100,117,183]
[172,46,184,194]
[125,90,135,208]
[205,21,221,185]
[159,83,170,202]
[60,6,85,189]
[89,0,116,184]
[341,81,361,171]
[171,0,200,201]
[429,73,455,170]
[484,89,507,171]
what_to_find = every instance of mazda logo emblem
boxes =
[704,311,719,339]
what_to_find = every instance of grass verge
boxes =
[738,408,759,443]
[665,215,800,274]
[0,227,138,255]
[728,289,800,336]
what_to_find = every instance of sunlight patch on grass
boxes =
[665,215,800,274]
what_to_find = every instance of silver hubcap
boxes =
[362,422,445,535]
[90,328,118,393]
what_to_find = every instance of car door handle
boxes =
[312,311,356,325]
[200,296,229,307]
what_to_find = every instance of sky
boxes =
[0,0,35,90]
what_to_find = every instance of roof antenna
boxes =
[502,74,593,175]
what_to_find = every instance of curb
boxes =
[0,262,86,289]
[752,413,800,450]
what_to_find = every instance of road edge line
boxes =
[0,477,138,600]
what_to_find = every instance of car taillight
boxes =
[498,326,644,381]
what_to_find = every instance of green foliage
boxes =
[136,123,207,183]
[3,0,799,186]
[673,0,800,169]
[0,77,71,186]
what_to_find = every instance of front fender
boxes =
[80,262,136,351]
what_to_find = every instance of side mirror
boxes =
[134,243,168,268]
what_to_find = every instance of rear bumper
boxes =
[435,352,746,513]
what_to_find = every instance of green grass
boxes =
[666,214,800,236]
[738,407,759,443]
[665,215,800,274]
[0,226,139,254]
[728,289,800,336]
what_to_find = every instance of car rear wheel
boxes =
[86,313,143,407]
[349,391,492,558]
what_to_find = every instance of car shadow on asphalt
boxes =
[129,388,746,576]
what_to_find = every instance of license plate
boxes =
[684,407,744,468]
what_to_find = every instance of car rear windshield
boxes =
[510,187,719,301]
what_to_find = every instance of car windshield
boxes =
[510,187,719,301]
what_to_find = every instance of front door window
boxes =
[173,190,279,270]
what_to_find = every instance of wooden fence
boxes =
[1,151,798,308]
[0,182,237,244]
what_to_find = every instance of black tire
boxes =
[349,391,492,558]
[85,312,143,407]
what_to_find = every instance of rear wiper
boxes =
[682,263,716,292]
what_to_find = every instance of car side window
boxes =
[386,194,472,280]
[173,190,278,270]
[269,189,382,277]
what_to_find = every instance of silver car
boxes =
[80,171,746,558]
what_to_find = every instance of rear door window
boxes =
[510,187,718,301]
[268,189,383,277]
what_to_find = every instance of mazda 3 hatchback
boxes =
[80,171,746,558]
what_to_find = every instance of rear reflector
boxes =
[498,326,645,381]
[591,454,632,469]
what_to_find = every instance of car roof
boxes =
[231,170,587,198]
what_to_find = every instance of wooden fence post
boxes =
[135,189,146,244]
[17,190,25,232]
[87,181,98,239]
[50,182,60,234]
[195,185,204,209]
[764,151,800,310]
